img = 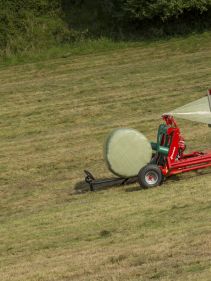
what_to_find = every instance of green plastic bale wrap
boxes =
[169,96,211,124]
[104,128,152,178]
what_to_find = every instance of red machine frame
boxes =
[160,114,211,177]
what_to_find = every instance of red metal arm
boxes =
[160,114,211,177]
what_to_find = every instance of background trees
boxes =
[1,0,211,55]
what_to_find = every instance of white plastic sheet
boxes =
[104,128,152,177]
[168,96,211,124]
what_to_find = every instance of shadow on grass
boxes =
[167,170,211,183]
[74,179,123,194]
[74,170,211,195]
[124,185,142,192]
[74,175,138,194]
[124,170,211,192]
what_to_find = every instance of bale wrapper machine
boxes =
[84,90,211,190]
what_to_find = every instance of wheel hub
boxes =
[145,171,158,185]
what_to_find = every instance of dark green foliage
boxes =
[74,0,211,22]
[121,0,211,37]
[0,0,83,55]
[122,0,211,21]
[62,0,211,38]
[1,0,211,56]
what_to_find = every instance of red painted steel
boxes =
[159,114,211,177]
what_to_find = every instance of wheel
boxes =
[138,164,163,188]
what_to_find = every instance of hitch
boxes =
[84,170,137,191]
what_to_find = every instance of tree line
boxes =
[1,0,211,55]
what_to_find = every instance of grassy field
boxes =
[1,33,211,281]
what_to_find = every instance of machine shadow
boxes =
[74,170,211,195]
[74,179,125,194]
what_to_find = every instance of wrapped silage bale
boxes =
[104,128,152,177]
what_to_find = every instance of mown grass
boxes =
[1,31,211,67]
[0,38,131,67]
[0,32,211,281]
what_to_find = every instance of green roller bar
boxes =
[151,142,169,156]
[158,146,169,156]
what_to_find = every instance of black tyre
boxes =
[138,164,163,188]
